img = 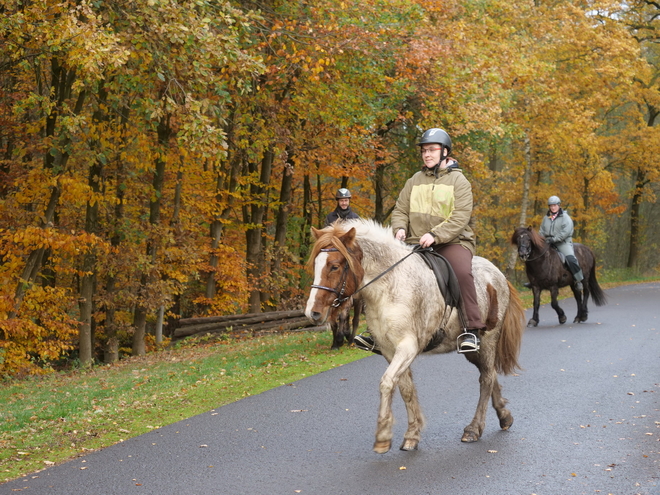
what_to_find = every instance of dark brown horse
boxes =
[329,294,364,350]
[511,227,607,327]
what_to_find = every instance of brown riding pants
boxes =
[432,244,486,330]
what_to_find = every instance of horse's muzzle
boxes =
[305,310,327,325]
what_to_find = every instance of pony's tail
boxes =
[588,266,607,307]
[496,281,526,375]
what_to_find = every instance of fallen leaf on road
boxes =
[399,466,406,470]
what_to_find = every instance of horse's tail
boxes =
[588,264,607,307]
[496,281,526,375]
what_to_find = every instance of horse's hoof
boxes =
[575,315,588,323]
[559,315,567,324]
[500,414,514,431]
[373,440,391,454]
[461,430,480,443]
[400,439,419,451]
[527,319,538,327]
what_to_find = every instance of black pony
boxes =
[511,227,607,327]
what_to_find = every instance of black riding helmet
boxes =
[417,128,452,154]
[336,188,352,199]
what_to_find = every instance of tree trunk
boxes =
[374,159,386,223]
[10,59,86,317]
[245,150,273,313]
[507,133,533,279]
[79,86,108,366]
[132,115,171,356]
[627,168,647,269]
[299,174,313,268]
[102,107,129,363]
[269,155,294,307]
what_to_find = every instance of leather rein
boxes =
[310,246,426,308]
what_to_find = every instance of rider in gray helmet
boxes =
[539,195,584,290]
[355,127,485,355]
[324,188,359,226]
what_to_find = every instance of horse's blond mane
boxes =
[306,219,399,272]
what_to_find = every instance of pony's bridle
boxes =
[310,248,354,308]
[518,233,549,262]
[311,245,422,308]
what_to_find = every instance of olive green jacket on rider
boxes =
[390,163,476,255]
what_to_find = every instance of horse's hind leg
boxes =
[573,284,589,323]
[490,377,513,431]
[398,367,425,451]
[462,354,496,443]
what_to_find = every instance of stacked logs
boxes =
[172,309,329,340]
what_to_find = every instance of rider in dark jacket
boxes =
[325,188,359,226]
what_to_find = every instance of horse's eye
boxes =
[329,264,340,272]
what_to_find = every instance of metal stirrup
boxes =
[457,331,480,354]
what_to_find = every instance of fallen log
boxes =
[178,309,305,326]
[173,315,316,339]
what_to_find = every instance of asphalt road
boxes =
[2,283,659,495]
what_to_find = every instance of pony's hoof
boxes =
[500,414,514,430]
[400,439,419,451]
[461,430,480,443]
[527,319,538,327]
[559,315,567,324]
[373,440,391,454]
[574,315,587,323]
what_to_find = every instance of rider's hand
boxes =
[395,229,406,241]
[419,232,435,248]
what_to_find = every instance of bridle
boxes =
[310,248,355,308]
[518,233,550,262]
[310,245,425,308]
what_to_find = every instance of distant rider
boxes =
[325,188,359,226]
[539,195,584,290]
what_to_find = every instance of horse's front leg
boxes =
[398,367,425,451]
[374,338,418,454]
[528,287,541,327]
[550,286,566,324]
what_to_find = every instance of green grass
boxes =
[0,331,365,483]
[1,268,657,484]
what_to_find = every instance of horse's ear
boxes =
[311,226,322,240]
[339,227,356,247]
[526,226,532,231]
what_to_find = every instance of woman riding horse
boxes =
[538,195,583,290]
[355,128,485,354]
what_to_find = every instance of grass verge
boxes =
[0,331,365,483]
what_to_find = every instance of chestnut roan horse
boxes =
[511,227,607,327]
[305,219,526,453]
